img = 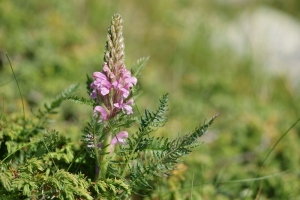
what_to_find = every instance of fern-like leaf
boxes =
[50,84,79,108]
[35,84,79,119]
[92,178,131,198]
[131,57,149,77]
[0,163,13,191]
[139,93,169,135]
[182,114,219,148]
[67,96,94,106]
[128,114,218,195]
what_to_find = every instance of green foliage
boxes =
[0,163,12,191]
[66,96,94,106]
[0,135,92,199]
[0,55,217,200]
[92,179,131,199]
[2,2,300,199]
[0,85,78,163]
[0,76,216,199]
[92,94,217,198]
[36,84,79,119]
[0,84,92,199]
[131,57,149,78]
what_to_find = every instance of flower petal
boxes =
[93,72,107,80]
[94,106,108,121]
[125,77,137,86]
[123,104,133,114]
[111,131,128,146]
[110,131,129,154]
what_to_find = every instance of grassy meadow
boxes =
[1,1,300,199]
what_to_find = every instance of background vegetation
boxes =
[1,0,300,199]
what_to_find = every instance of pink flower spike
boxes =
[94,106,108,121]
[110,131,128,154]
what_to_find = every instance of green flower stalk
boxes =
[89,14,137,180]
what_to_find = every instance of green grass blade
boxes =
[6,53,25,122]
[244,117,300,199]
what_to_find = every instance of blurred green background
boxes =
[1,0,300,199]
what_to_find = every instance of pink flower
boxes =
[110,131,128,154]
[93,72,107,80]
[86,131,129,155]
[121,68,137,88]
[114,98,134,114]
[125,77,137,87]
[90,61,137,122]
[90,72,112,97]
[103,63,115,79]
[94,106,109,121]
[112,80,130,98]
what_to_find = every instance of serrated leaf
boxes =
[131,57,149,77]
[66,96,94,106]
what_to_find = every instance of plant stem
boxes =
[93,147,101,180]
[93,121,102,181]
[98,131,112,180]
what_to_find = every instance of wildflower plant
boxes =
[0,14,217,199]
